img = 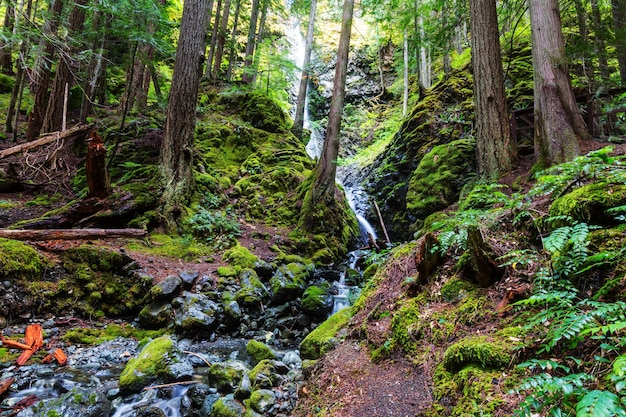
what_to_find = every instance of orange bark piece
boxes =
[16,349,35,366]
[0,377,14,396]
[0,336,32,351]
[42,348,67,366]
[23,324,44,350]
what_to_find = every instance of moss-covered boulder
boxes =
[549,182,626,225]
[219,90,289,133]
[246,340,276,363]
[0,238,49,280]
[269,262,312,303]
[248,359,288,389]
[406,138,477,222]
[301,283,333,316]
[119,336,193,393]
[208,360,248,393]
[223,244,259,271]
[173,292,222,335]
[300,307,352,360]
[210,395,245,417]
[442,336,511,373]
[247,389,276,414]
[138,300,174,329]
[235,268,269,308]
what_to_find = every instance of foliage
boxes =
[185,206,241,250]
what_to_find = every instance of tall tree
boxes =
[612,0,626,83]
[0,0,15,74]
[205,0,222,79]
[42,0,89,133]
[212,0,232,79]
[292,0,318,139]
[529,0,590,165]
[300,0,355,236]
[159,0,210,230]
[470,0,516,178]
[26,0,65,140]
[242,0,261,84]
[226,0,241,81]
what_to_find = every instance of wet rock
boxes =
[15,388,111,417]
[207,360,247,394]
[138,300,174,329]
[180,384,219,417]
[301,283,333,316]
[248,360,288,390]
[235,269,268,309]
[249,389,276,414]
[152,275,182,300]
[209,394,244,417]
[179,270,199,288]
[269,263,311,304]
[135,405,167,417]
[173,292,221,336]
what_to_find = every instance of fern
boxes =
[575,390,626,417]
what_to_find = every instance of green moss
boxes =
[223,243,259,270]
[62,324,164,345]
[406,138,477,219]
[0,238,49,280]
[549,183,626,224]
[459,183,510,211]
[246,340,276,363]
[301,283,332,313]
[300,307,352,360]
[125,234,215,261]
[118,336,176,392]
[439,276,477,302]
[442,336,511,373]
[217,266,238,277]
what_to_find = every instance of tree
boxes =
[292,0,318,139]
[159,0,210,230]
[212,0,232,79]
[529,0,589,165]
[0,0,15,74]
[242,0,261,84]
[611,0,626,83]
[26,0,65,140]
[300,0,357,242]
[470,0,516,178]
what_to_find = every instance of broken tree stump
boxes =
[86,130,111,199]
[463,225,505,287]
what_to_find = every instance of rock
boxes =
[152,275,182,300]
[181,384,219,417]
[245,340,276,364]
[207,360,247,394]
[138,300,174,329]
[235,268,268,309]
[249,389,276,414]
[301,283,333,316]
[15,388,111,417]
[179,270,199,287]
[281,351,302,368]
[300,308,352,360]
[118,335,192,393]
[269,263,311,304]
[442,335,511,373]
[173,292,222,336]
[209,394,244,417]
[248,360,288,390]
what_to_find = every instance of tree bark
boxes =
[0,0,14,74]
[0,228,147,240]
[212,0,231,79]
[159,0,210,231]
[241,0,260,84]
[470,0,516,179]
[612,0,626,84]
[292,0,317,139]
[590,0,610,83]
[529,0,589,165]
[42,0,88,134]
[0,124,91,159]
[26,0,65,141]
[205,0,222,79]
[86,130,111,198]
[226,0,241,81]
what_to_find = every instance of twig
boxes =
[373,199,391,244]
[143,380,198,391]
[183,350,212,367]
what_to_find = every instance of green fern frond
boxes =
[575,390,626,417]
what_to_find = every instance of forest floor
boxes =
[2,132,626,417]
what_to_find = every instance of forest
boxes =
[0,0,625,416]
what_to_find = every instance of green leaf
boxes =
[575,390,626,417]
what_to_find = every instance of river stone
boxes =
[234,268,268,308]
[207,360,248,393]
[173,292,221,335]
[248,360,288,389]
[269,263,311,303]
[234,373,252,400]
[249,389,276,414]
[153,274,182,299]
[135,405,166,417]
[281,351,302,368]
[179,270,199,287]
[209,394,245,417]
[301,283,333,316]
[138,300,174,329]
[180,384,220,417]
[15,388,111,417]
[118,335,192,393]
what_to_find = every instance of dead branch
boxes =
[0,228,147,241]
[0,125,91,160]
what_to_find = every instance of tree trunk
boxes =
[0,0,14,74]
[80,1,103,124]
[86,130,111,198]
[241,0,260,84]
[403,29,409,117]
[159,0,210,231]
[205,0,222,79]
[573,0,594,89]
[612,0,626,84]
[42,0,88,134]
[292,0,317,139]
[590,0,610,83]
[226,0,241,81]
[470,0,516,179]
[0,229,147,240]
[26,0,65,141]
[529,0,589,165]
[250,0,269,86]
[212,0,231,79]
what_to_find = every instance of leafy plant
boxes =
[186,207,241,250]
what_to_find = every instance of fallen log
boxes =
[0,228,147,241]
[0,377,14,397]
[0,124,91,160]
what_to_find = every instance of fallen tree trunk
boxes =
[0,124,92,160]
[0,228,147,240]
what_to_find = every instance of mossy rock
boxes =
[119,336,191,393]
[301,283,333,316]
[549,182,626,225]
[269,262,312,303]
[248,359,286,389]
[208,360,247,394]
[223,244,259,271]
[235,268,269,307]
[0,238,49,280]
[247,389,276,414]
[440,276,478,302]
[300,307,352,360]
[246,340,276,363]
[406,138,477,220]
[210,395,245,417]
[442,336,511,373]
[219,90,289,133]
